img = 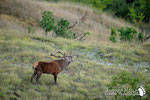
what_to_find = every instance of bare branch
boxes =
[79,34,86,41]
[145,35,150,41]
[74,33,82,39]
[67,21,77,29]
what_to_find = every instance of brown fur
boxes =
[32,61,39,69]
[31,56,73,84]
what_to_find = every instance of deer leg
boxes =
[36,71,42,85]
[31,70,37,83]
[53,75,57,84]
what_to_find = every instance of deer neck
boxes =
[61,59,70,70]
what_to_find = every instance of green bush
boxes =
[118,27,137,42]
[109,28,117,43]
[109,26,145,43]
[138,32,144,42]
[40,11,90,39]
[54,18,72,38]
[40,11,72,38]
[40,11,55,34]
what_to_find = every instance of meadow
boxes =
[0,0,150,100]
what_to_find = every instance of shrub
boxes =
[39,11,72,38]
[40,11,55,34]
[40,11,72,37]
[118,27,137,42]
[54,18,72,38]
[40,11,90,40]
[138,32,144,42]
[109,28,117,43]
[109,26,145,43]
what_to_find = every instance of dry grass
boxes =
[34,1,139,44]
[0,27,149,99]
[0,0,41,26]
[0,0,137,44]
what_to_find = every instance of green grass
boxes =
[0,28,150,100]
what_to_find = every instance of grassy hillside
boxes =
[0,0,150,100]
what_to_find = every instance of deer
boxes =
[31,51,74,85]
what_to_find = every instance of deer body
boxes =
[36,59,70,74]
[31,52,73,84]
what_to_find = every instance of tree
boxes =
[40,11,55,34]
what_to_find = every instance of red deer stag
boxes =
[31,51,74,84]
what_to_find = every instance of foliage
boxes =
[138,32,144,42]
[90,0,103,10]
[42,0,150,23]
[108,0,150,23]
[40,11,55,34]
[109,26,145,43]
[40,11,90,39]
[109,0,130,18]
[139,0,150,22]
[84,32,90,35]
[40,11,72,38]
[54,18,71,38]
[118,27,137,42]
[128,5,136,23]
[109,28,117,43]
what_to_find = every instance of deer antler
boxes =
[50,53,64,58]
[56,51,64,56]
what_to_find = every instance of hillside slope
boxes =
[0,0,150,100]
[0,0,136,43]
